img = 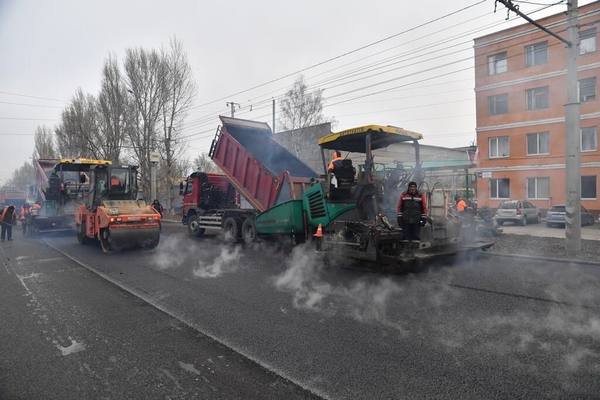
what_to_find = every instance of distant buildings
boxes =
[474,1,600,211]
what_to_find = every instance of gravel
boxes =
[489,233,600,263]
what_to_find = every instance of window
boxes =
[525,41,548,66]
[580,28,597,55]
[488,52,507,75]
[488,93,508,115]
[579,77,596,102]
[489,136,509,158]
[527,132,550,155]
[581,127,597,151]
[490,178,510,199]
[526,86,549,110]
[527,177,550,199]
[581,176,597,199]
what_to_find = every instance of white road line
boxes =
[43,239,328,400]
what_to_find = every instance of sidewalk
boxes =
[499,223,600,241]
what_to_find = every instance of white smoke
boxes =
[274,245,422,333]
[193,245,242,278]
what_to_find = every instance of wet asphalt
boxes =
[3,223,600,399]
[0,230,318,400]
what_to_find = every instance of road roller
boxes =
[74,161,161,253]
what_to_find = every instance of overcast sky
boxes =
[0,0,593,183]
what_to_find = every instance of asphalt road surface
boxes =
[3,222,600,399]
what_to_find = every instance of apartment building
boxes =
[474,1,600,212]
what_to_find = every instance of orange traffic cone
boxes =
[313,224,323,238]
[314,224,323,251]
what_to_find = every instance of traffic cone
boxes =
[314,224,323,251]
[313,224,323,238]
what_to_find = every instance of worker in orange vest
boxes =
[0,205,17,241]
[327,150,343,173]
[456,196,467,212]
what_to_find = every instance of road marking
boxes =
[43,239,328,400]
[55,338,86,356]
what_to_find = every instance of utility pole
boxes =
[494,0,580,255]
[564,0,581,255]
[226,101,240,117]
[272,98,276,133]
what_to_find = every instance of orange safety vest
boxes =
[456,199,467,212]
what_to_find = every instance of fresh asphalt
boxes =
[0,230,318,400]
[3,223,600,399]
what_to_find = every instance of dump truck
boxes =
[198,117,492,265]
[180,172,241,237]
[180,116,316,240]
[71,160,161,253]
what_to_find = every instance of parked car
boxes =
[494,200,540,226]
[545,204,595,227]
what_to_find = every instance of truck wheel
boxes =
[241,218,256,244]
[187,214,205,237]
[520,217,527,226]
[223,217,239,242]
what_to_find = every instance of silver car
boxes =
[494,200,540,226]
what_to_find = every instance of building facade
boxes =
[475,1,600,212]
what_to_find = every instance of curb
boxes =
[482,250,600,267]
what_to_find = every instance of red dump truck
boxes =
[181,116,316,240]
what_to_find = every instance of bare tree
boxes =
[279,75,327,131]
[7,162,35,190]
[124,47,168,200]
[279,75,333,157]
[158,38,196,211]
[193,153,219,173]
[56,89,100,158]
[33,125,58,160]
[96,54,128,162]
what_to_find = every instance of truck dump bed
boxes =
[209,116,317,212]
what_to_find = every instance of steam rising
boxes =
[274,245,408,333]
[193,246,242,278]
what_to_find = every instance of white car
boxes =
[494,200,540,226]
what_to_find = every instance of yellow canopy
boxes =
[318,125,422,152]
[54,158,112,172]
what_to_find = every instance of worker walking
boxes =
[397,181,428,241]
[1,205,17,242]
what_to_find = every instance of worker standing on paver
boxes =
[397,181,427,241]
[0,205,17,241]
[327,150,343,172]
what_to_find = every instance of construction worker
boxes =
[20,203,31,234]
[327,150,343,173]
[396,181,427,241]
[0,205,17,241]
[151,199,164,217]
[456,196,467,212]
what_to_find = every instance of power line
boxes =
[0,90,65,103]
[187,0,487,111]
[0,100,63,109]
[0,116,58,121]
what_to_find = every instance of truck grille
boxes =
[308,191,326,218]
